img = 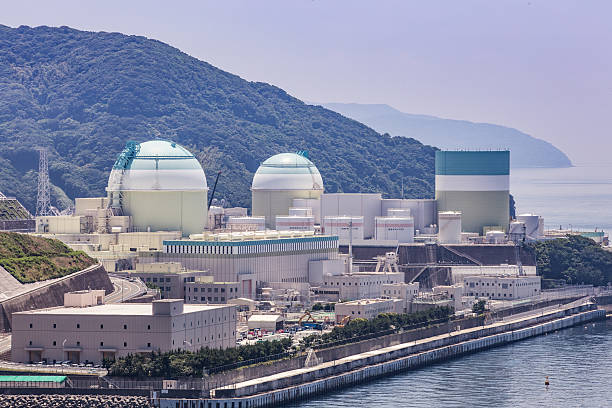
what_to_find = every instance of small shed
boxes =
[248,314,284,332]
[0,375,66,388]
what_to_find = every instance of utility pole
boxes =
[36,148,52,216]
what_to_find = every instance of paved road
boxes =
[0,360,106,376]
[105,276,147,303]
[0,333,11,354]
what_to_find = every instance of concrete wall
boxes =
[208,305,602,401]
[0,264,113,332]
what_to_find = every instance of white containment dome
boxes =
[251,152,324,228]
[106,140,208,236]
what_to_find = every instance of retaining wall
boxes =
[157,307,604,408]
[0,264,113,331]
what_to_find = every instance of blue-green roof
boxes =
[435,151,510,175]
[0,375,66,383]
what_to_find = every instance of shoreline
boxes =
[154,303,604,407]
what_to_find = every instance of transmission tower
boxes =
[36,148,52,216]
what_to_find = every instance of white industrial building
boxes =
[323,215,364,241]
[154,231,339,298]
[334,298,404,324]
[450,265,537,284]
[463,275,541,300]
[438,211,462,244]
[382,282,420,302]
[11,294,236,364]
[247,314,284,332]
[226,216,266,232]
[516,214,545,240]
[374,215,414,243]
[315,272,403,301]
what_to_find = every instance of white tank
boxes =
[438,211,462,244]
[323,216,364,240]
[509,221,526,235]
[227,216,266,232]
[292,198,321,224]
[386,208,411,217]
[375,216,414,243]
[275,215,315,231]
[486,230,506,244]
[517,214,541,238]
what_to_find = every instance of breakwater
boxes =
[155,305,604,408]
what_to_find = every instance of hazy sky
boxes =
[4,1,611,163]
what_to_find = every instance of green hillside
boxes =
[0,232,96,283]
[0,25,435,212]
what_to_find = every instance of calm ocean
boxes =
[290,319,612,408]
[510,163,612,232]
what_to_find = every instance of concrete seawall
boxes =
[156,307,605,408]
[0,264,113,331]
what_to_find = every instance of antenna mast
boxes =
[36,148,52,216]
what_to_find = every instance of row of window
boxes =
[30,323,141,330]
[324,280,398,286]
[164,239,336,255]
[188,287,237,293]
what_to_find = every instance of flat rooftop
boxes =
[14,303,231,316]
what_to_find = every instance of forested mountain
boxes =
[322,103,572,168]
[0,25,436,212]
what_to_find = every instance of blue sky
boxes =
[4,1,611,163]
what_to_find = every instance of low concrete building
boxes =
[382,282,420,302]
[185,278,240,304]
[433,284,464,311]
[316,272,403,302]
[11,294,236,364]
[117,262,210,301]
[463,275,541,300]
[334,298,403,324]
[247,314,284,332]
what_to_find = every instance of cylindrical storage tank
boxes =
[275,215,315,231]
[435,151,509,234]
[438,211,462,244]
[509,221,526,235]
[106,140,208,236]
[288,207,313,217]
[323,216,364,240]
[517,214,541,239]
[375,216,414,243]
[537,217,545,237]
[486,230,506,244]
[227,216,266,232]
[292,198,321,224]
[252,153,324,228]
[387,208,411,217]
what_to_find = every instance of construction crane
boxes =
[337,315,351,327]
[207,171,222,210]
[298,311,322,330]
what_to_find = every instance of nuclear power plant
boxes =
[29,140,562,305]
